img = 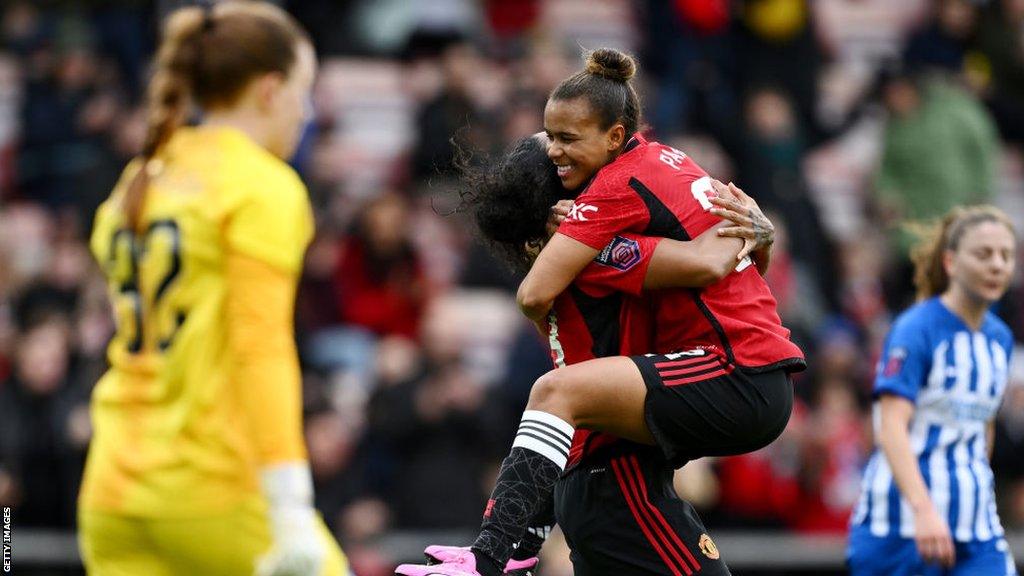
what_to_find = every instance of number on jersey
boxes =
[659,147,751,274]
[690,176,715,211]
[107,220,184,353]
[691,176,752,273]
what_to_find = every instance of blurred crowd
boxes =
[1,0,1024,574]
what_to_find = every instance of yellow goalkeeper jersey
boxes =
[81,126,313,517]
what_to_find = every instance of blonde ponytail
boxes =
[121,1,307,232]
[123,6,206,232]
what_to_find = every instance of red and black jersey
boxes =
[557,133,806,374]
[547,234,661,470]
[547,234,659,368]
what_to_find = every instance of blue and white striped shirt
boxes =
[851,297,1014,542]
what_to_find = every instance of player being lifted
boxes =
[399,48,803,576]
[78,2,347,575]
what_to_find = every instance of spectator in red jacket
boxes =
[335,193,427,339]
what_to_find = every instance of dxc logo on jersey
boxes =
[567,202,598,221]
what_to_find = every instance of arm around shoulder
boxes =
[643,224,743,289]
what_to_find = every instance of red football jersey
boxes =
[546,233,659,469]
[557,134,805,373]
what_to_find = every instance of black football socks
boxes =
[471,410,574,575]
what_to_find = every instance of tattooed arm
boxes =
[709,181,774,276]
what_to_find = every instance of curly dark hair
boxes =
[458,135,573,273]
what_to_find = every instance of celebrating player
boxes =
[458,135,772,576]
[848,206,1018,576]
[78,3,347,575]
[398,48,803,576]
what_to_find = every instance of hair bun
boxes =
[585,48,636,82]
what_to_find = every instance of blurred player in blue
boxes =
[848,205,1019,576]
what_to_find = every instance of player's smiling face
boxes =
[946,220,1017,305]
[544,96,624,191]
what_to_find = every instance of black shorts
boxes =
[631,351,793,468]
[554,448,731,576]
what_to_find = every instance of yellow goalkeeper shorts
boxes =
[78,496,348,576]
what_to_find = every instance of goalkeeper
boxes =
[77,2,347,575]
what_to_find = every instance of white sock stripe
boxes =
[521,410,575,439]
[517,423,572,451]
[518,419,573,445]
[516,429,570,458]
[527,525,553,539]
[512,434,569,469]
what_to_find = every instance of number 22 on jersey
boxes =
[106,220,185,354]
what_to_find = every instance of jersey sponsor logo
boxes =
[699,533,720,560]
[883,347,907,377]
[566,202,598,221]
[934,396,1000,421]
[595,236,642,271]
[483,498,496,518]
